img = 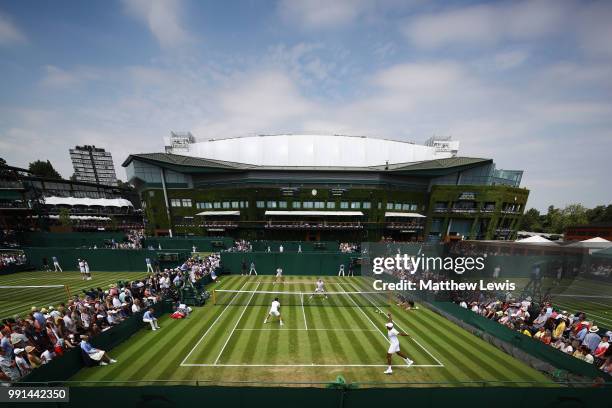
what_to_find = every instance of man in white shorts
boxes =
[78,259,86,280]
[274,267,283,285]
[84,259,92,280]
[145,257,154,273]
[384,313,414,374]
[309,278,328,300]
[338,264,345,276]
[249,262,257,276]
[52,256,62,272]
[264,297,283,326]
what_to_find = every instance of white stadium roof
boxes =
[44,196,133,207]
[164,134,459,167]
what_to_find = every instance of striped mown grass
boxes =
[69,275,554,387]
[0,270,149,320]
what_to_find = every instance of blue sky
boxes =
[0,0,611,211]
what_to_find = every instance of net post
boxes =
[64,285,71,299]
[212,289,216,305]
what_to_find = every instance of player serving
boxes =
[309,277,328,300]
[263,297,284,326]
[384,313,414,374]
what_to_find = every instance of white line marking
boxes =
[235,328,378,331]
[181,363,443,367]
[300,292,308,330]
[214,282,261,365]
[336,280,389,342]
[345,281,444,367]
[180,279,250,366]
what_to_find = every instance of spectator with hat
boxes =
[582,325,601,353]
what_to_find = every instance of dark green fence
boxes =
[251,240,340,252]
[22,248,189,272]
[220,252,360,276]
[144,236,234,251]
[430,301,612,382]
[12,384,610,408]
[17,232,127,248]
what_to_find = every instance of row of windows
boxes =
[196,201,249,209]
[386,202,419,211]
[170,199,192,207]
[169,199,420,211]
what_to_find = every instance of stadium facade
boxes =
[123,134,528,241]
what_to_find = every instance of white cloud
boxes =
[40,65,101,88]
[122,0,190,48]
[575,1,612,57]
[0,12,26,45]
[402,0,571,49]
[278,0,373,29]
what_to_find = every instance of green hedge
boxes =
[14,385,611,407]
[251,240,339,252]
[22,248,172,272]
[143,236,234,251]
[17,232,127,248]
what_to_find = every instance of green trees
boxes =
[519,203,611,233]
[28,160,62,179]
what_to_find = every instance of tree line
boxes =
[519,204,612,234]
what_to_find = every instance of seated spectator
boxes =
[0,346,20,381]
[25,346,42,369]
[79,335,116,366]
[594,334,610,359]
[13,348,31,377]
[142,308,160,331]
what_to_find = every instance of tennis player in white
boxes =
[263,297,283,326]
[274,267,283,285]
[384,313,414,374]
[309,278,328,300]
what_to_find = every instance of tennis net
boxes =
[212,289,391,307]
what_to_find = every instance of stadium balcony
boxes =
[264,220,364,230]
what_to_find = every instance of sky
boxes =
[0,0,611,212]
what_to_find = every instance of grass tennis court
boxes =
[70,275,553,387]
[0,270,148,320]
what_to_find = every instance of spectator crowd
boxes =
[456,292,612,374]
[0,252,27,270]
[0,252,220,382]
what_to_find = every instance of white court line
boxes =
[300,292,308,330]
[345,281,444,367]
[555,294,612,299]
[254,281,348,285]
[180,279,251,366]
[336,280,389,342]
[213,282,261,365]
[235,328,378,331]
[181,363,443,367]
